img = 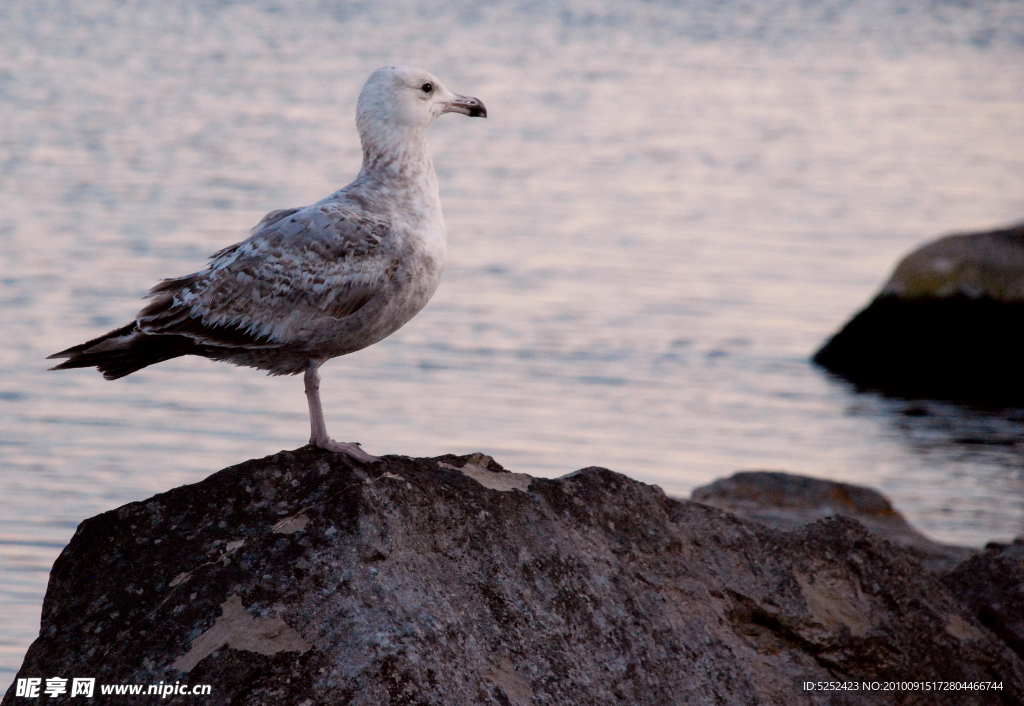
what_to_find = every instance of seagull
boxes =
[48,66,487,463]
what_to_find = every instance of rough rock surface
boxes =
[945,539,1024,664]
[691,471,975,572]
[5,450,1024,705]
[813,222,1024,404]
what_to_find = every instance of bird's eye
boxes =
[421,82,433,93]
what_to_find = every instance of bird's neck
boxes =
[355,126,438,199]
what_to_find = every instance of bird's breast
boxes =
[310,220,445,359]
[386,218,447,317]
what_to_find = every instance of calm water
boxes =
[3,0,1024,688]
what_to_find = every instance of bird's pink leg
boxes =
[304,364,380,463]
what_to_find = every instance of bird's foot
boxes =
[312,438,381,464]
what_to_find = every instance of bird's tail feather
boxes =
[48,323,201,380]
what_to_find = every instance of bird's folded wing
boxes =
[138,204,397,348]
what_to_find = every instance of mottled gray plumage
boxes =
[49,66,487,461]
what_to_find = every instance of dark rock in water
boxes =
[813,295,1024,403]
[945,539,1024,664]
[691,471,975,573]
[5,450,1024,705]
[813,222,1024,405]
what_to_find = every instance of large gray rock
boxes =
[5,450,1023,705]
[691,471,975,572]
[813,222,1024,404]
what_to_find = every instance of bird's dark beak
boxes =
[444,95,487,118]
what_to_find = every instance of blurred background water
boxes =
[2,0,1024,689]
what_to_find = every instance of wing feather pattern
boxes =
[140,203,395,349]
[49,202,399,378]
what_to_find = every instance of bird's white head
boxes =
[356,66,486,140]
